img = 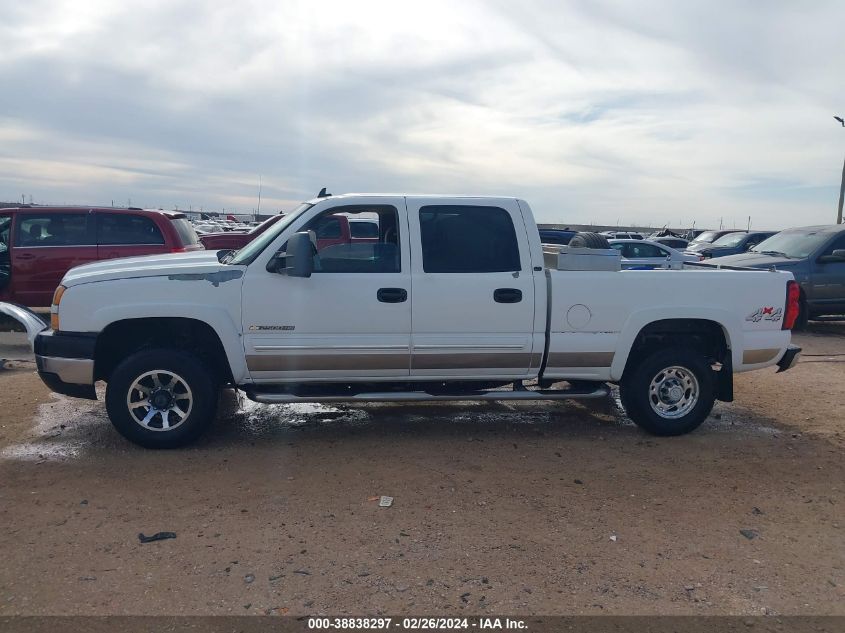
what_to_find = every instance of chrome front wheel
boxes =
[127,370,194,431]
[107,349,217,448]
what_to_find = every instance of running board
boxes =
[246,385,609,404]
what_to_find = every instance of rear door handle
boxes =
[17,253,35,260]
[494,288,522,303]
[377,288,407,303]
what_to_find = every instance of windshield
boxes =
[749,231,831,259]
[691,231,719,243]
[248,214,281,236]
[711,232,746,247]
[228,203,313,265]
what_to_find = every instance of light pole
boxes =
[836,116,845,224]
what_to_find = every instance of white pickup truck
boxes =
[0,194,801,448]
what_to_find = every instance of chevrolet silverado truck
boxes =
[0,194,802,448]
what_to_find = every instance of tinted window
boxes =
[621,243,666,258]
[350,220,379,238]
[298,205,400,273]
[419,205,520,273]
[821,233,845,257]
[17,213,93,246]
[0,216,10,253]
[98,214,165,245]
[171,217,199,246]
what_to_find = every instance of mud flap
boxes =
[715,354,733,402]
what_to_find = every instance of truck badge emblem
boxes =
[746,307,782,323]
[249,325,295,331]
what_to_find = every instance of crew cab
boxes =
[0,206,202,306]
[0,194,801,448]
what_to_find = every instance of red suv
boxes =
[0,206,202,307]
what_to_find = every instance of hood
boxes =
[702,251,801,269]
[61,250,233,287]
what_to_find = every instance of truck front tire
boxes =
[620,348,716,436]
[105,348,218,448]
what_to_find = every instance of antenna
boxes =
[747,216,751,231]
[317,187,332,198]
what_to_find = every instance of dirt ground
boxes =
[0,325,842,617]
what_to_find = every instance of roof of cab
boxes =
[0,205,186,219]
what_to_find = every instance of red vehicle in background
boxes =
[199,214,286,250]
[0,206,202,307]
[200,213,379,252]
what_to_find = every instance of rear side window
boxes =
[621,243,666,258]
[17,213,93,246]
[97,214,164,245]
[170,217,199,246]
[419,205,521,273]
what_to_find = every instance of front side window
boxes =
[820,234,845,257]
[419,205,520,273]
[98,214,165,245]
[16,213,93,247]
[297,205,400,273]
[0,216,10,288]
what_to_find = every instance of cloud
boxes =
[0,0,843,228]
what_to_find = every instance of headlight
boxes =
[50,285,66,331]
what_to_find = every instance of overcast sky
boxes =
[0,0,843,228]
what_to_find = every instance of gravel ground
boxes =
[0,325,842,616]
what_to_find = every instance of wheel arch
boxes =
[94,317,236,385]
[613,314,735,402]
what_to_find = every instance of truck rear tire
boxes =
[568,232,610,249]
[619,348,715,436]
[105,348,218,448]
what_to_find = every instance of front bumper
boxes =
[776,344,802,373]
[34,330,98,400]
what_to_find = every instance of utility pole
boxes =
[257,175,262,220]
[836,115,845,223]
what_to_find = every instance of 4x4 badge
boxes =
[746,307,782,323]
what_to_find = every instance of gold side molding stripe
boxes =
[742,348,780,364]
[545,351,614,368]
[247,354,409,372]
[412,352,531,370]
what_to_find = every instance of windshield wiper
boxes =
[757,250,792,258]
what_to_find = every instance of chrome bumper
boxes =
[36,355,95,385]
[776,345,802,373]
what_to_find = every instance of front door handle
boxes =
[377,288,407,303]
[494,288,522,303]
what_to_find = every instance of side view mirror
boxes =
[267,232,314,277]
[818,249,845,264]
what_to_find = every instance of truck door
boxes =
[811,233,845,311]
[11,211,96,307]
[406,198,537,378]
[240,197,412,382]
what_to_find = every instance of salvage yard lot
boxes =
[0,325,842,615]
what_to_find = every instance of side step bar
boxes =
[246,384,609,404]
